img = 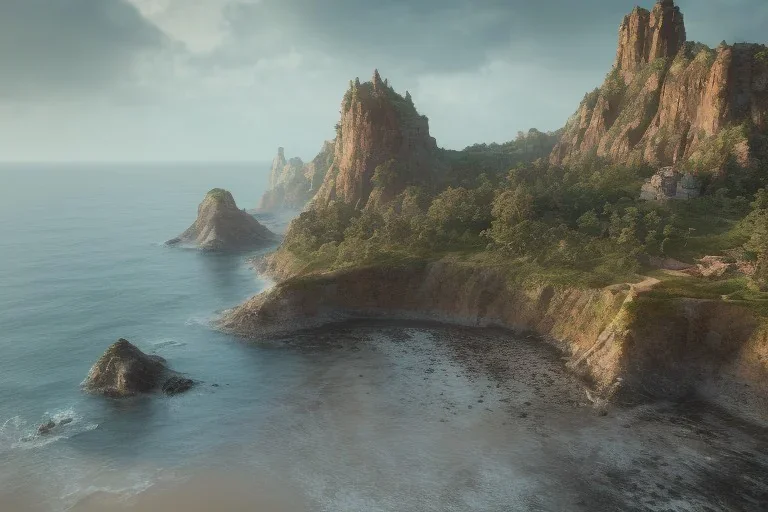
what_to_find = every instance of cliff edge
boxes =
[219,260,768,421]
[167,189,276,252]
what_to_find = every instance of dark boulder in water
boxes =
[83,339,194,398]
[162,375,195,396]
[37,420,55,436]
[35,417,73,436]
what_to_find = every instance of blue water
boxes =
[2,165,767,512]
[0,164,303,508]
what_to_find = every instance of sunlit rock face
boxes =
[551,0,768,174]
[312,70,440,210]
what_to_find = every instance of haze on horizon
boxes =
[0,0,765,163]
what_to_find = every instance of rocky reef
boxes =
[258,142,335,211]
[551,0,768,173]
[312,70,442,210]
[167,188,276,252]
[220,260,768,421]
[83,338,194,398]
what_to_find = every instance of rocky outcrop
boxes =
[551,0,768,172]
[167,189,276,252]
[312,70,440,210]
[219,260,768,419]
[639,166,701,200]
[258,142,336,211]
[83,339,195,398]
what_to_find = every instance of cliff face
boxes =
[168,189,276,252]
[219,260,768,419]
[258,142,335,211]
[551,0,768,171]
[312,70,440,209]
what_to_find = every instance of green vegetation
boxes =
[206,188,231,202]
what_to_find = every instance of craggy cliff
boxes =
[220,261,768,419]
[312,70,441,209]
[258,142,335,211]
[551,0,768,172]
[167,189,276,252]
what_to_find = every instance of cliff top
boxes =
[205,188,238,208]
[342,69,422,120]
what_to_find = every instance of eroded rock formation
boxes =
[83,339,195,398]
[167,189,276,252]
[312,70,441,209]
[258,142,336,211]
[551,0,768,172]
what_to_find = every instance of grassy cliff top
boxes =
[206,188,234,202]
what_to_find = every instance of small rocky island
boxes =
[167,188,276,252]
[83,338,194,397]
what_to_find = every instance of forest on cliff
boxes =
[264,0,768,300]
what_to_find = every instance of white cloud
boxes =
[128,0,261,53]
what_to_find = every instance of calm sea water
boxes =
[0,163,294,508]
[1,164,767,512]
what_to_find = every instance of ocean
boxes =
[0,164,766,512]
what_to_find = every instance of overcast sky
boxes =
[0,0,765,163]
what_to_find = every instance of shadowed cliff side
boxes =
[551,0,768,175]
[167,189,277,252]
[219,260,768,422]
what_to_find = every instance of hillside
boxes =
[551,0,768,183]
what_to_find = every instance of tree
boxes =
[577,210,602,236]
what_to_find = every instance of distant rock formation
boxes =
[640,167,701,201]
[167,189,276,252]
[551,0,768,173]
[312,70,441,210]
[258,142,336,211]
[83,339,195,398]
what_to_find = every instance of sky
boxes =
[0,0,765,163]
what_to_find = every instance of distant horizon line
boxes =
[0,160,272,166]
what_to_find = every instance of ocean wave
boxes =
[0,407,98,453]
[185,313,217,327]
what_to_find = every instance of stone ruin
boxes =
[640,167,701,201]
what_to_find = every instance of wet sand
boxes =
[5,320,768,511]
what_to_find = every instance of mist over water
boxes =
[1,164,767,511]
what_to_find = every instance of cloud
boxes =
[220,0,635,74]
[0,0,168,101]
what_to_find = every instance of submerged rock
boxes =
[35,417,73,436]
[167,188,277,252]
[37,420,55,436]
[83,339,194,398]
[162,375,195,396]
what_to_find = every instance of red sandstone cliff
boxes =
[551,0,768,172]
[312,70,440,209]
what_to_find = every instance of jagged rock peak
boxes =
[312,71,438,208]
[166,189,276,251]
[615,0,686,82]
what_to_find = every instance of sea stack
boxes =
[311,70,440,210]
[83,338,194,398]
[167,188,277,252]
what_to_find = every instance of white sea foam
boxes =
[1,407,98,453]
